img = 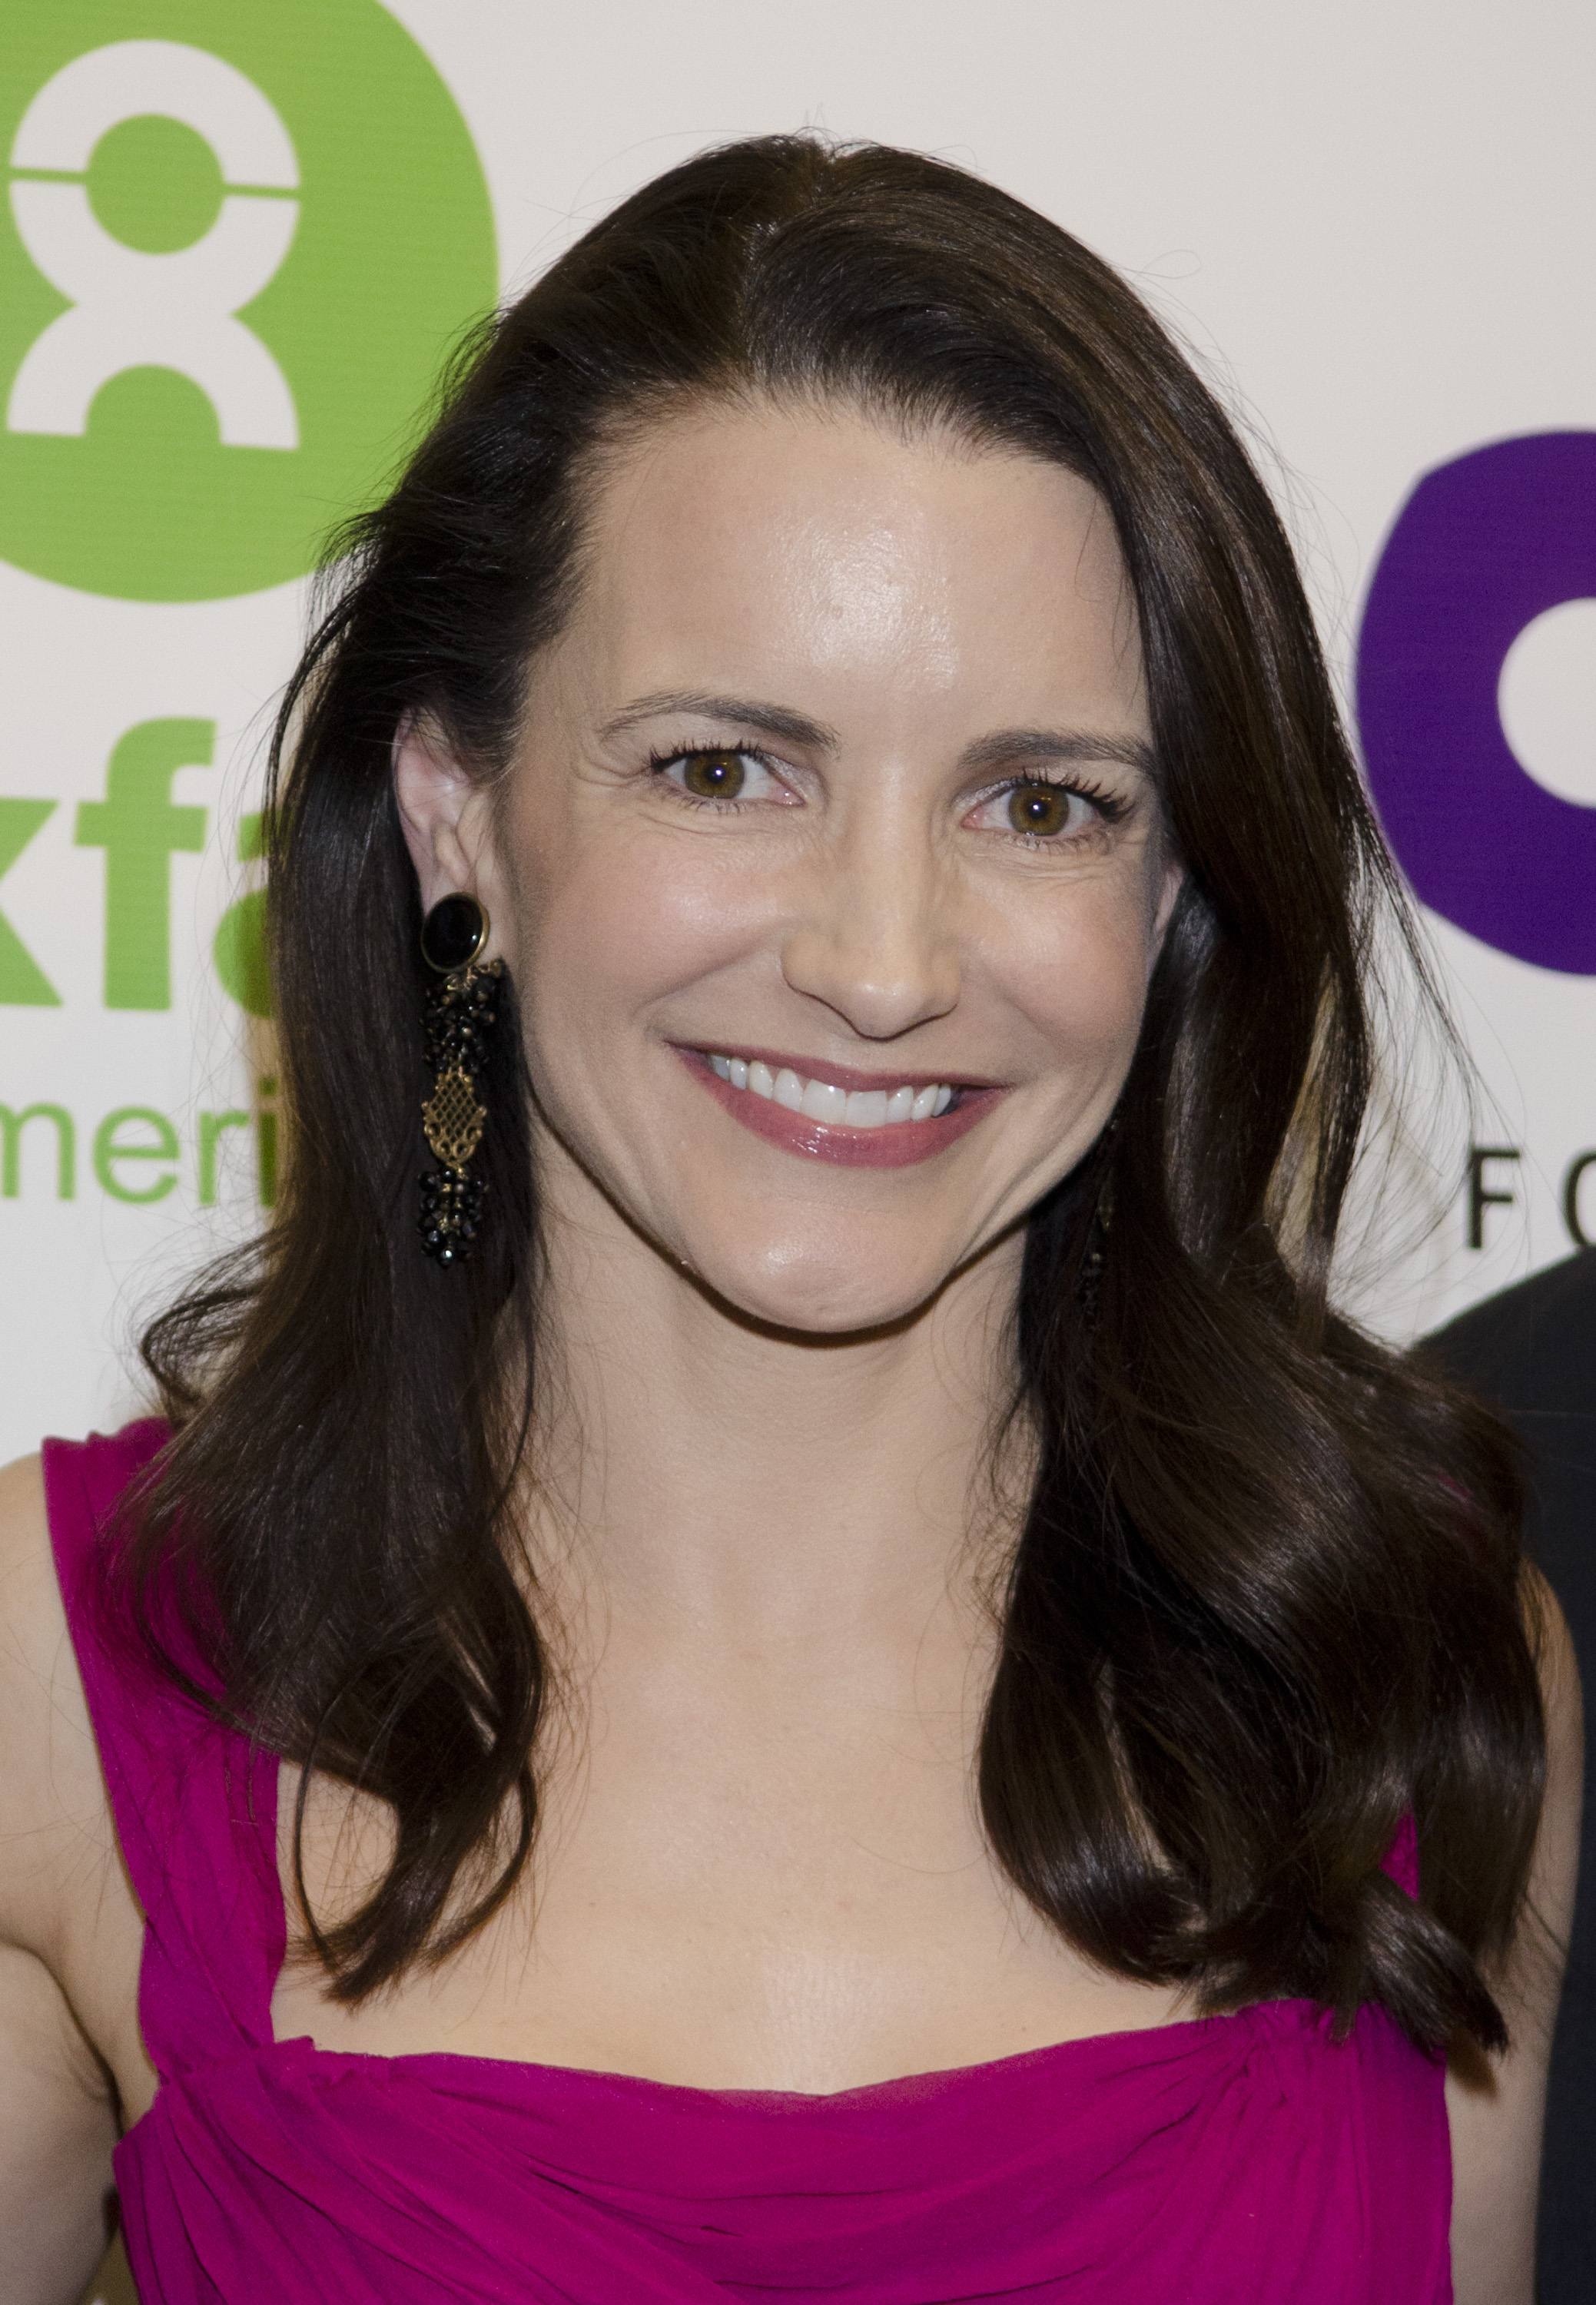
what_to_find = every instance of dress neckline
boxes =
[256,1733,1313,2111]
[247,1995,1321,2114]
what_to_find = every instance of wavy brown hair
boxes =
[128,134,1543,2046]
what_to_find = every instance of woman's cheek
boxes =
[522,820,778,1041]
[991,877,1159,1080]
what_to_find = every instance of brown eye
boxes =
[1007,783,1070,837]
[682,751,746,799]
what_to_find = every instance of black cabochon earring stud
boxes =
[417,894,505,1265]
[420,890,490,973]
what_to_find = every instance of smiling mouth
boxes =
[708,1050,957,1126]
[675,1044,1002,1167]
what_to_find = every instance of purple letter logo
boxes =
[1356,432,1596,976]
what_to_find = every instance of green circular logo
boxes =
[0,1,496,600]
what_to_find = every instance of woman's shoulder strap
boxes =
[42,1416,168,1584]
[1382,1813,1420,1899]
[41,1421,283,2065]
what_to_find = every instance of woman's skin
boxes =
[0,401,1578,2304]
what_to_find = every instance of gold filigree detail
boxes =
[423,1063,486,1168]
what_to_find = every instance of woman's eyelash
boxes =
[990,774,1132,824]
[647,743,771,774]
[645,751,1133,831]
[645,744,779,804]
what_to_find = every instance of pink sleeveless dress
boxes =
[45,1421,1453,2303]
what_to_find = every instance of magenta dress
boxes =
[45,1421,1453,2303]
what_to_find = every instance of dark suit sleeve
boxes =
[1421,1249,1596,2305]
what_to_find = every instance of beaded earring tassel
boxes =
[417,894,503,1266]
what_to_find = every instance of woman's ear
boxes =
[392,713,494,912]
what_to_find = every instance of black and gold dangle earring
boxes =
[416,892,505,1265]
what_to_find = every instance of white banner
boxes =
[3,0,1592,1465]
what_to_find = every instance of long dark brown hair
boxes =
[129,134,1543,2048]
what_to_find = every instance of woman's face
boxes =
[402,400,1182,1334]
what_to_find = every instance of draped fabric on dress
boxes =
[45,1423,1453,2303]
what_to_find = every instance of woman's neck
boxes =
[521,1140,1029,1655]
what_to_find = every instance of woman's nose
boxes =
[778,836,961,1041]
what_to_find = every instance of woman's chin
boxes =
[679,1234,974,1341]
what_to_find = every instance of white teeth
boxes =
[708,1055,960,1129]
[800,1077,848,1123]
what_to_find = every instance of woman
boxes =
[0,136,1578,2303]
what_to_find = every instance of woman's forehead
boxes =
[563,399,1142,717]
[589,394,1113,559]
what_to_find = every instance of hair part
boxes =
[130,132,1541,2045]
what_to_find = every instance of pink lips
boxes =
[674,1045,1003,1169]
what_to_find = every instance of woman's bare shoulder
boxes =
[0,1454,131,2305]
[0,1451,119,1956]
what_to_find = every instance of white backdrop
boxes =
[2,0,1593,1468]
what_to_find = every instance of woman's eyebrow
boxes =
[599,692,841,750]
[959,729,1158,779]
[599,696,1156,783]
